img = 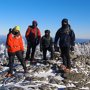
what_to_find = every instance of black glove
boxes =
[54,44,59,51]
[40,48,42,52]
[35,38,39,45]
[70,46,74,51]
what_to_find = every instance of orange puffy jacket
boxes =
[7,33,24,53]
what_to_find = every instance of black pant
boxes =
[60,46,71,69]
[43,46,53,60]
[8,51,26,74]
[25,42,36,60]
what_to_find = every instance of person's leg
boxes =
[31,45,36,61]
[25,42,31,60]
[60,47,67,67]
[48,47,54,60]
[16,51,27,72]
[65,47,71,69]
[42,48,47,65]
[8,52,15,74]
[43,48,47,60]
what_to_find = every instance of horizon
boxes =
[0,0,90,39]
[0,35,90,40]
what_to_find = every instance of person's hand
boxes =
[40,48,42,52]
[54,44,58,51]
[70,46,74,51]
[35,38,39,45]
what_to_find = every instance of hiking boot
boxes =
[25,59,28,64]
[24,68,28,73]
[60,64,66,70]
[5,73,13,77]
[64,68,71,73]
[25,59,29,62]
[30,59,37,65]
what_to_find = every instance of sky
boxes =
[0,0,90,39]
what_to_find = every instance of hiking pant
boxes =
[43,46,53,60]
[8,51,26,74]
[25,42,36,60]
[60,46,71,69]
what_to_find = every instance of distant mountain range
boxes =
[0,35,90,44]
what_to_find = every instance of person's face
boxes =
[63,21,68,25]
[33,22,37,27]
[45,32,50,36]
[62,21,68,27]
[14,30,19,35]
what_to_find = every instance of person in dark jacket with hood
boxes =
[25,20,41,63]
[40,30,53,64]
[54,18,75,72]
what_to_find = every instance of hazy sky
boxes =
[0,0,90,39]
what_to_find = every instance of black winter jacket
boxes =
[54,26,75,47]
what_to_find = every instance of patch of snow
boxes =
[34,69,55,77]
[79,87,89,90]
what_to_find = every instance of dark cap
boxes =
[45,30,50,33]
[62,18,68,24]
[32,20,38,25]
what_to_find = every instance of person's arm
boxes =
[7,34,14,50]
[35,28,41,45]
[50,37,53,47]
[70,30,75,46]
[54,29,60,45]
[70,29,75,51]
[37,28,41,41]
[40,37,43,52]
[25,26,31,41]
[54,29,61,49]
[20,35,24,51]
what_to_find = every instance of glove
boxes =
[40,48,42,52]
[54,44,58,51]
[70,46,74,51]
[35,38,39,45]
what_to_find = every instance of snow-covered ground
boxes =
[0,42,90,90]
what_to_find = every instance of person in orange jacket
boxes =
[6,26,27,77]
[25,20,41,63]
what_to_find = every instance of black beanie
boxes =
[45,30,50,33]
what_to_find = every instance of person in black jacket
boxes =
[54,18,75,71]
[40,30,53,62]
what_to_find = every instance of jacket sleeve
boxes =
[54,29,60,45]
[37,28,41,40]
[20,35,24,51]
[7,34,14,50]
[25,27,31,40]
[40,37,43,50]
[70,30,75,46]
[50,37,53,46]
